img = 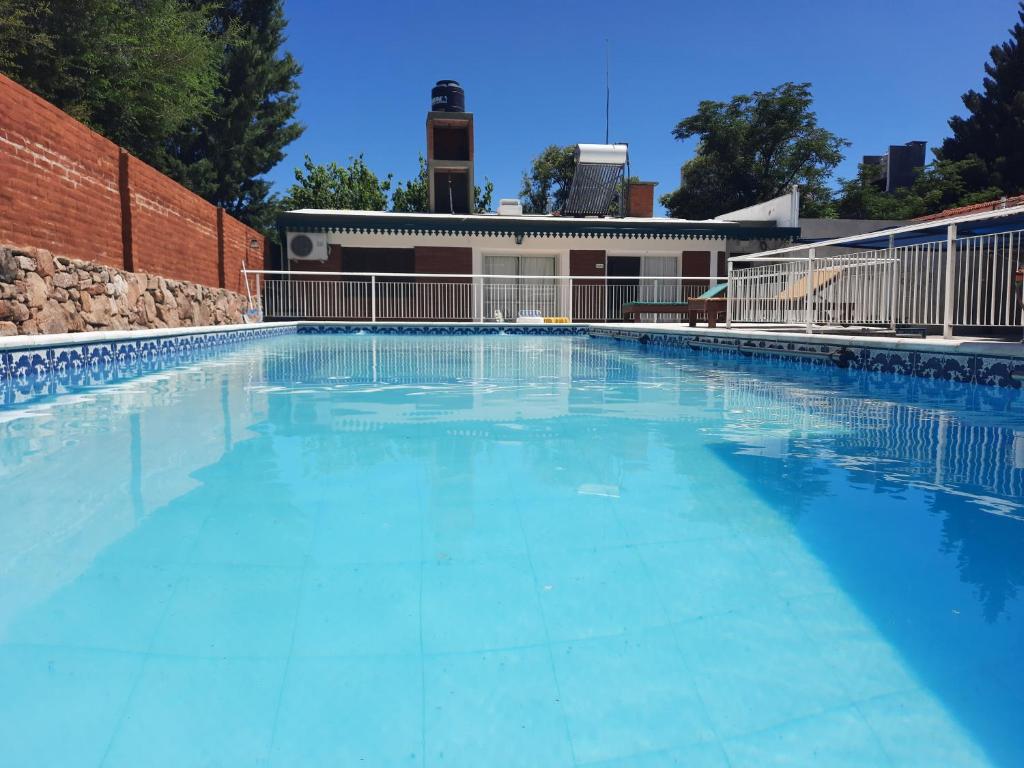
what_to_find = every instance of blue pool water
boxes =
[1,333,1023,767]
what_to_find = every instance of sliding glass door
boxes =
[483,254,557,320]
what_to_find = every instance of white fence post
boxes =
[887,234,897,332]
[726,260,733,329]
[805,248,815,334]
[943,223,956,338]
[371,275,377,322]
[567,278,573,322]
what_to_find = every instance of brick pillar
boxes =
[216,207,226,288]
[118,149,134,272]
[626,181,658,218]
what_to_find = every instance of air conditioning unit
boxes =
[286,231,328,262]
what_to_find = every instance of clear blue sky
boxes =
[268,0,1017,213]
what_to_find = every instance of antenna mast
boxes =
[605,39,610,144]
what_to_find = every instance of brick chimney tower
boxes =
[626,181,658,218]
[426,80,474,214]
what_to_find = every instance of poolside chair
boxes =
[681,282,728,327]
[622,282,728,326]
[516,309,545,324]
[775,268,852,325]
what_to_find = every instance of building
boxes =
[272,81,800,322]
[863,140,927,193]
[426,81,474,214]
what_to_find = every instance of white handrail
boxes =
[243,268,720,282]
[244,269,727,323]
[728,225,1024,332]
[728,202,1024,262]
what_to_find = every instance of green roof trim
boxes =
[276,211,800,241]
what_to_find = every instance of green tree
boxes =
[391,156,494,213]
[474,178,495,213]
[280,155,392,211]
[834,158,1003,220]
[937,3,1024,196]
[0,1,51,73]
[160,0,303,231]
[0,0,222,164]
[520,145,576,214]
[391,156,430,213]
[660,82,847,219]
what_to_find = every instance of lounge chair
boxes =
[775,268,853,325]
[621,282,728,327]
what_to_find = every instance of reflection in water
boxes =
[1,334,1022,766]
[255,335,1024,626]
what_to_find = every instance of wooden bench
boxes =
[621,302,692,322]
[621,297,727,327]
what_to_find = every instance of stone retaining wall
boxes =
[0,245,248,336]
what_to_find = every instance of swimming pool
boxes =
[1,332,1022,767]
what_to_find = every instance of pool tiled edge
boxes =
[296,322,590,336]
[1,321,1022,407]
[590,326,1024,388]
[0,323,299,407]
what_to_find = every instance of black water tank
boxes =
[431,80,465,112]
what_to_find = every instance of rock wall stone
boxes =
[0,245,249,337]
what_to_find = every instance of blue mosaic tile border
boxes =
[4,322,1020,409]
[590,328,1024,389]
[297,324,589,337]
[0,325,296,407]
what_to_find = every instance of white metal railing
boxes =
[728,222,1024,335]
[242,270,721,323]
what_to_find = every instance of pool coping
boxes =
[1,320,1023,390]
[589,324,1024,388]
[0,320,302,352]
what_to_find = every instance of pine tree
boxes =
[160,0,304,231]
[938,3,1024,195]
[0,0,221,161]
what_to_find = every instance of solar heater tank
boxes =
[431,80,465,112]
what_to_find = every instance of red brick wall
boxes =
[626,182,657,218]
[0,73,264,288]
[221,215,264,294]
[129,157,219,286]
[0,75,123,267]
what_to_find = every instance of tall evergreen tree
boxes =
[0,0,221,162]
[938,3,1024,196]
[161,0,304,231]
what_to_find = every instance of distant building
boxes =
[275,79,800,323]
[862,141,927,193]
